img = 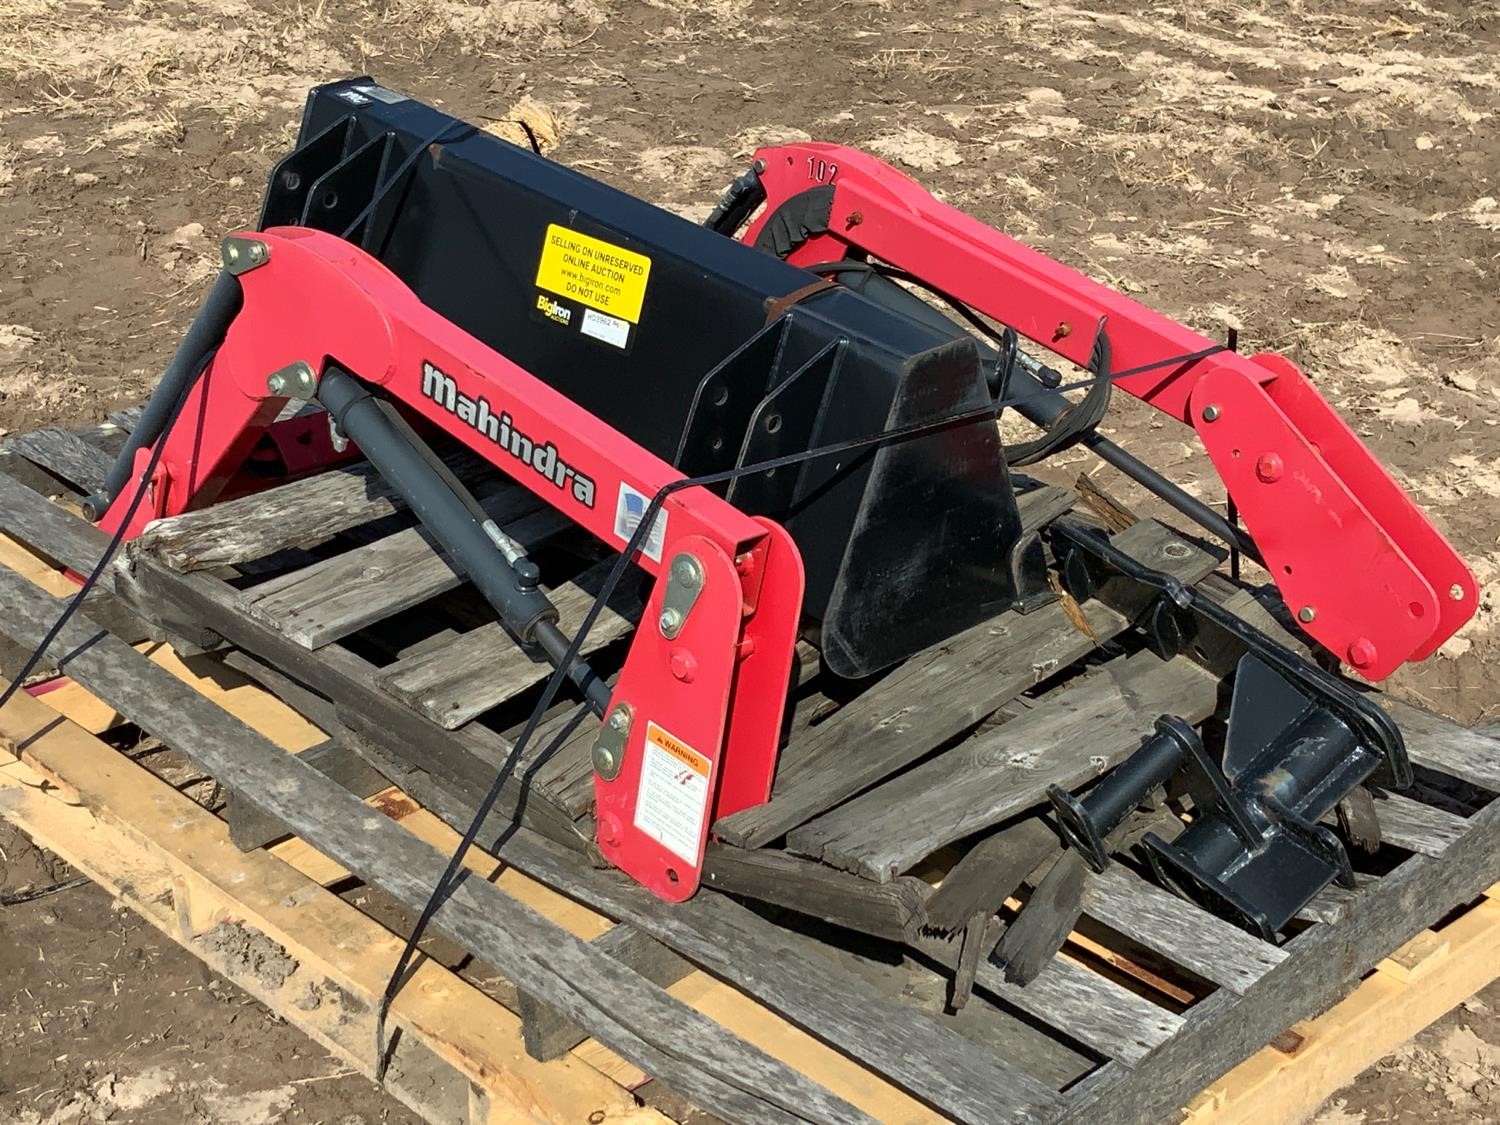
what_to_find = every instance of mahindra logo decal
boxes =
[421,361,596,508]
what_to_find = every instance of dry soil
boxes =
[1,0,1498,1121]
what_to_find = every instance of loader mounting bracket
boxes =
[1048,517,1407,936]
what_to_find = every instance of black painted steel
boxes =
[1051,517,1407,938]
[257,78,1033,678]
[317,365,609,714]
[1049,715,1201,872]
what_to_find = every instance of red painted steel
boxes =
[91,140,1479,899]
[595,535,741,899]
[97,226,803,900]
[744,141,1477,676]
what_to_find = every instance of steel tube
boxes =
[1049,715,1200,871]
[1009,370,1264,563]
[90,269,244,513]
[317,365,561,643]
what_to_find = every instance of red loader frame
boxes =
[96,143,1476,905]
[99,226,804,901]
[743,143,1476,680]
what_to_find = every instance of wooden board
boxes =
[718,520,1220,850]
[376,556,645,729]
[238,484,548,648]
[129,448,488,572]
[7,416,1500,1125]
[1184,889,1500,1123]
[2,549,1500,1125]
[0,566,867,1125]
[788,649,1219,880]
[3,427,114,493]
[0,690,655,1125]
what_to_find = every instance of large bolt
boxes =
[673,556,702,587]
[592,740,620,779]
[1347,637,1378,669]
[670,649,698,683]
[1256,453,1284,483]
[598,813,623,847]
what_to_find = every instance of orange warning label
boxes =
[647,723,709,776]
[633,721,712,864]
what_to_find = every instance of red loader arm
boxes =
[744,142,1477,679]
[100,226,805,901]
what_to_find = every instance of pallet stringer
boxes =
[0,553,947,1124]
[1184,884,1500,1123]
[0,687,656,1125]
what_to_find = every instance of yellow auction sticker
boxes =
[535,224,651,324]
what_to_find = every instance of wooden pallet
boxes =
[3,412,1500,1124]
[5,672,1497,1125]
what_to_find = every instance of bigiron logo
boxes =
[420,361,596,508]
[536,294,572,324]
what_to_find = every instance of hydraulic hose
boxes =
[87,269,243,516]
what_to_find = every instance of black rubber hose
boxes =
[1008,367,1264,563]
[804,258,1262,560]
[89,269,243,514]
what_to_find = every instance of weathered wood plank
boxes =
[1056,696,1500,1122]
[225,739,391,851]
[0,566,867,1125]
[130,448,488,572]
[950,914,988,1011]
[360,735,1082,1119]
[1084,866,1286,994]
[117,555,587,848]
[106,405,145,432]
[1055,733,1500,1124]
[5,428,114,494]
[0,448,84,502]
[500,840,1067,1123]
[377,556,644,730]
[790,649,1219,880]
[1296,872,1376,926]
[924,817,1058,936]
[976,950,1183,1065]
[518,925,693,1062]
[993,850,1090,986]
[1370,791,1469,857]
[239,493,558,649]
[0,471,117,587]
[718,520,1219,850]
[1388,699,1500,793]
[912,923,1185,1065]
[702,845,931,944]
[0,472,154,659]
[1016,481,1077,533]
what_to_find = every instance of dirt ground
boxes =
[1,0,1498,1121]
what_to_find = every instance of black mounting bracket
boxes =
[1046,517,1409,939]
